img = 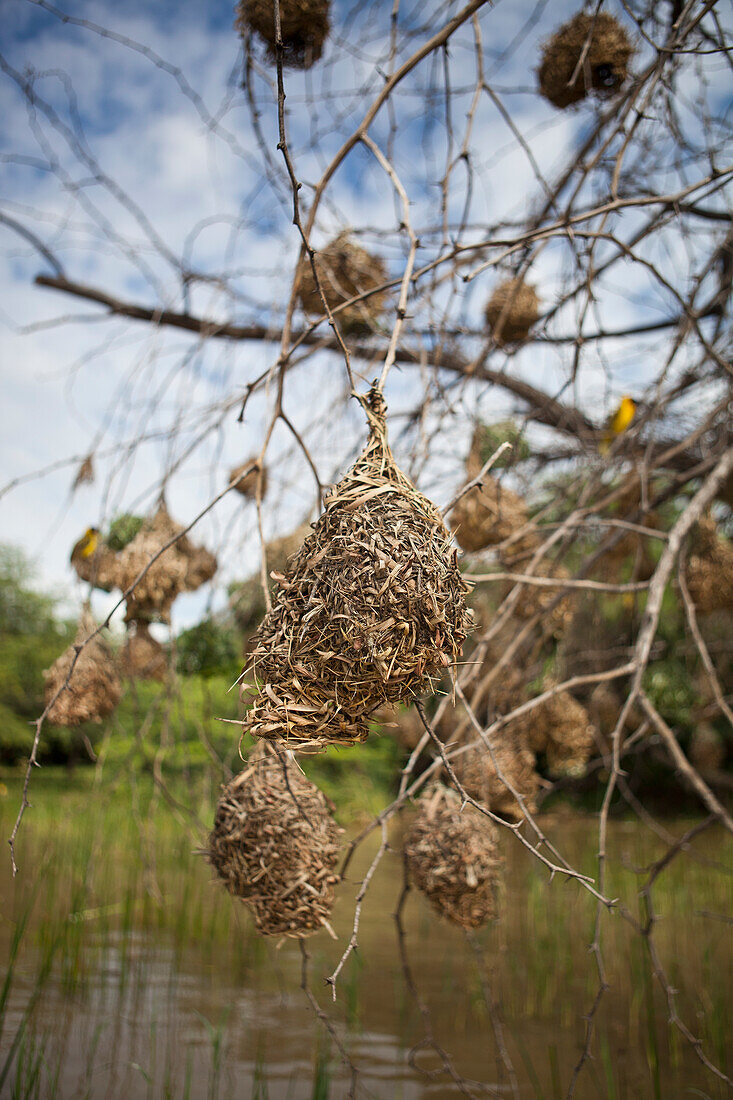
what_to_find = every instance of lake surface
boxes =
[0,773,731,1098]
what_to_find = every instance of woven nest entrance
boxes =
[117,504,217,623]
[684,516,733,614]
[404,784,501,930]
[242,387,473,749]
[237,0,330,69]
[119,621,168,681]
[522,689,597,779]
[208,745,342,937]
[69,530,119,592]
[230,459,268,501]
[297,235,388,331]
[451,735,540,819]
[538,12,633,109]
[43,607,121,726]
[485,278,540,346]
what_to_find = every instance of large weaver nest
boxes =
[684,516,733,614]
[43,608,121,727]
[236,0,330,68]
[451,425,530,553]
[69,530,119,593]
[451,734,540,820]
[117,504,217,623]
[230,458,268,501]
[485,278,540,346]
[242,388,473,749]
[208,745,342,937]
[688,724,726,772]
[404,784,501,930]
[119,621,168,681]
[297,235,388,330]
[538,12,633,110]
[522,688,597,779]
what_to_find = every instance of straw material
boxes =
[452,735,540,819]
[117,504,216,623]
[242,388,473,749]
[538,12,633,109]
[237,0,330,68]
[119,621,168,681]
[297,235,388,330]
[44,608,121,727]
[451,477,529,554]
[230,459,268,501]
[404,784,501,930]
[684,516,733,614]
[208,745,342,937]
[72,455,94,490]
[70,534,120,593]
[688,724,726,772]
[523,689,597,778]
[485,278,540,345]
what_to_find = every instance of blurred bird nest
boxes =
[485,277,540,346]
[521,688,597,779]
[451,425,532,554]
[242,388,473,749]
[230,458,268,501]
[297,235,388,331]
[119,621,168,682]
[404,784,501,930]
[43,607,121,726]
[538,12,633,109]
[70,529,119,593]
[451,733,540,819]
[236,0,330,68]
[117,504,217,623]
[208,745,342,938]
[684,515,733,614]
[688,724,726,772]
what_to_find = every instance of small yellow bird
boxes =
[599,395,636,454]
[70,527,99,564]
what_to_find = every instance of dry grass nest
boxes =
[521,688,597,779]
[451,476,529,554]
[236,0,330,68]
[298,235,388,330]
[70,533,120,593]
[688,724,726,772]
[208,745,342,937]
[230,458,268,501]
[684,516,733,614]
[485,278,540,346]
[404,784,501,930]
[242,388,473,749]
[451,733,540,819]
[44,608,121,727]
[119,622,168,681]
[538,12,633,109]
[117,504,217,623]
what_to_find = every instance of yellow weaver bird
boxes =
[70,527,99,564]
[599,395,636,454]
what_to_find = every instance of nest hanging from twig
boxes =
[538,12,633,109]
[44,608,121,727]
[230,459,268,501]
[72,455,95,490]
[404,784,501,930]
[237,0,330,69]
[451,734,540,819]
[684,516,733,614]
[485,278,540,346]
[119,621,168,681]
[521,689,597,779]
[242,388,473,749]
[69,531,120,593]
[297,235,388,330]
[451,477,529,554]
[208,745,342,937]
[688,724,726,772]
[117,504,216,623]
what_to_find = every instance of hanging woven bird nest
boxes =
[523,689,597,779]
[538,12,633,109]
[119,621,168,681]
[242,387,473,749]
[297,235,388,331]
[688,724,726,772]
[72,455,95,490]
[236,0,330,69]
[404,784,501,930]
[43,607,121,727]
[230,459,268,501]
[69,529,120,593]
[684,516,733,614]
[208,744,342,937]
[485,278,540,346]
[117,504,214,623]
[451,735,540,819]
[451,476,529,554]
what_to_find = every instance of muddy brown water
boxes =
[0,780,731,1099]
